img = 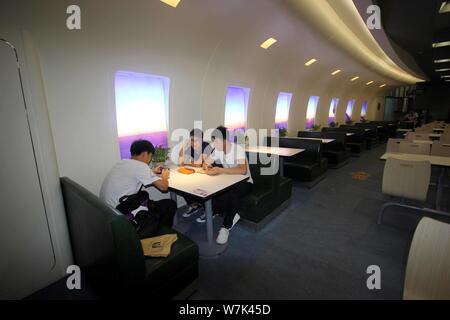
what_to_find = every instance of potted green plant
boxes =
[152,145,170,167]
[313,124,321,132]
[279,127,288,137]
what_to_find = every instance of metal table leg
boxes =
[196,199,228,258]
[205,199,213,245]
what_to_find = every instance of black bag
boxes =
[116,186,160,237]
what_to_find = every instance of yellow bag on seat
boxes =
[140,234,178,258]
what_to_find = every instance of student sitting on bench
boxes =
[178,129,214,220]
[100,140,176,238]
[203,126,253,244]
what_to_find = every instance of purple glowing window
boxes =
[345,99,355,123]
[328,98,339,125]
[114,71,169,159]
[360,101,368,121]
[306,96,320,129]
[224,86,250,134]
[275,92,293,130]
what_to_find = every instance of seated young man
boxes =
[100,140,176,238]
[203,126,253,244]
[178,129,214,219]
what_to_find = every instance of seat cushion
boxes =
[347,142,364,154]
[143,227,198,297]
[240,186,279,223]
[284,162,321,181]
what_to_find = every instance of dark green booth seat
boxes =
[239,159,292,231]
[60,177,199,299]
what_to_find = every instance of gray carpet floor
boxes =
[183,144,450,300]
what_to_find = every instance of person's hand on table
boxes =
[202,162,212,170]
[206,167,222,176]
[152,165,164,175]
[161,168,170,180]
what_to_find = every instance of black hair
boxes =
[211,126,228,141]
[190,129,204,139]
[130,140,155,156]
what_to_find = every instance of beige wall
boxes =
[1,0,403,194]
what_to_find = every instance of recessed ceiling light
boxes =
[436,68,450,72]
[160,0,181,8]
[432,41,450,48]
[260,38,277,49]
[434,58,450,63]
[439,1,450,13]
[305,58,317,66]
[379,84,386,88]
[366,81,374,85]
[331,69,341,76]
[351,76,359,81]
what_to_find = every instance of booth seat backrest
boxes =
[340,126,366,134]
[247,154,277,190]
[321,132,347,146]
[278,137,322,163]
[60,177,145,289]
[355,123,378,134]
[323,127,365,142]
[297,131,322,139]
[301,130,348,150]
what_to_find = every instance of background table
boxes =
[246,146,304,176]
[296,137,335,144]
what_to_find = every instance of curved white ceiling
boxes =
[286,0,425,84]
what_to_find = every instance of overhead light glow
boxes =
[433,41,450,48]
[441,75,450,78]
[436,68,450,72]
[439,1,450,13]
[331,69,341,75]
[260,38,278,49]
[379,84,386,88]
[305,58,317,66]
[160,0,182,8]
[434,58,450,63]
[366,81,374,85]
[351,76,359,81]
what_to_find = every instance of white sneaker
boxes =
[216,227,230,245]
